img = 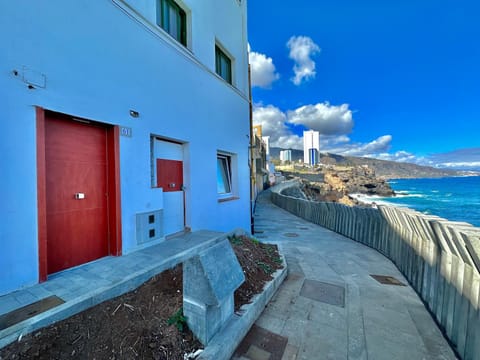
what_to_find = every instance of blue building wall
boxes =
[0,0,250,295]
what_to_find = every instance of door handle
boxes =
[168,183,176,188]
[75,193,85,200]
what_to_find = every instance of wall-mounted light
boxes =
[129,110,139,118]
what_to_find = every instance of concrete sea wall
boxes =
[270,181,480,360]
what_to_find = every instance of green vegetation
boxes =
[167,307,187,332]
[228,235,243,245]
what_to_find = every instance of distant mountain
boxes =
[323,153,460,179]
[428,148,480,171]
[270,147,470,179]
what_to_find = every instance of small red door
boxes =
[157,159,183,191]
[45,115,109,274]
[156,158,185,235]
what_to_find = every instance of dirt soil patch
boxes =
[0,236,283,360]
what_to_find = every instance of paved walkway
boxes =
[233,191,456,360]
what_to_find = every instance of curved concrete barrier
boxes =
[271,180,480,360]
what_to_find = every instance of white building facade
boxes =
[280,150,292,162]
[0,0,250,295]
[303,130,320,166]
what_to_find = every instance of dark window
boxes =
[215,46,232,84]
[157,0,187,46]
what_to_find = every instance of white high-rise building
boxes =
[303,130,320,165]
[262,136,270,157]
[280,150,292,162]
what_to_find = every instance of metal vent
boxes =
[136,210,163,245]
[370,275,406,286]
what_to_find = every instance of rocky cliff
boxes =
[282,164,394,206]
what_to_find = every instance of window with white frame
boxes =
[157,0,187,46]
[217,152,239,201]
[217,154,232,194]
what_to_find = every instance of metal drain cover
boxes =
[300,279,345,307]
[370,275,406,286]
[233,324,288,360]
[0,295,65,330]
[283,232,299,237]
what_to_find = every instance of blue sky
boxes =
[247,0,480,169]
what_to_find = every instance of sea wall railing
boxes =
[270,180,480,360]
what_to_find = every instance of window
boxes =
[215,45,232,84]
[217,154,232,195]
[157,0,187,46]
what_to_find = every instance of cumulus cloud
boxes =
[287,102,354,135]
[253,102,361,152]
[426,148,480,170]
[287,36,321,85]
[327,135,393,157]
[253,102,420,165]
[249,49,280,88]
[437,161,480,169]
[252,105,303,149]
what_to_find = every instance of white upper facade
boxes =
[111,0,249,96]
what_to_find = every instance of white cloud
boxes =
[287,36,321,85]
[249,50,279,88]
[253,103,425,166]
[435,161,480,169]
[252,105,303,149]
[375,150,418,163]
[287,102,354,135]
[327,135,393,157]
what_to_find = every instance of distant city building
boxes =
[252,125,262,138]
[262,136,270,156]
[303,130,320,165]
[280,149,292,162]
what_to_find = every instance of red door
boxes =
[45,115,109,274]
[156,159,183,191]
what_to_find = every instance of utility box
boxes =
[183,239,245,345]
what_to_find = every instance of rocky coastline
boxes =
[281,165,395,207]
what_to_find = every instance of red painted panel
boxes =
[45,114,109,274]
[107,126,122,256]
[36,107,48,282]
[157,159,183,192]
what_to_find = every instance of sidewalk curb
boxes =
[199,252,288,360]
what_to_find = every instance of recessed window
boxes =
[215,45,232,84]
[157,0,187,46]
[217,154,232,194]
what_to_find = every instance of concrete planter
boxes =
[199,253,288,360]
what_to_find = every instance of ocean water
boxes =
[353,176,480,228]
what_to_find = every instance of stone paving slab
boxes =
[235,190,457,360]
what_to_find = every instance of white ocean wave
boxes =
[394,192,426,198]
[350,193,408,207]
